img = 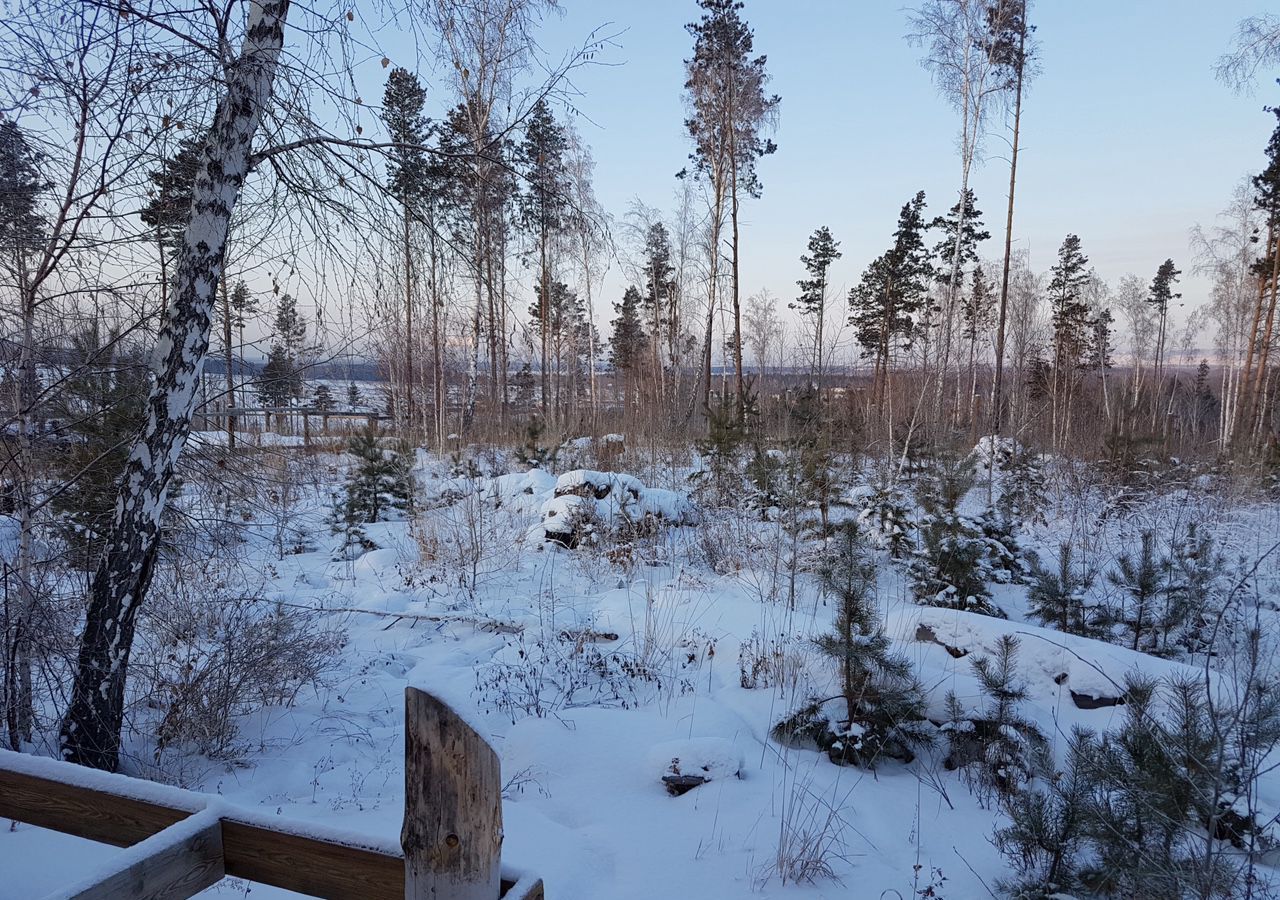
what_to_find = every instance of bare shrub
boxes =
[474,630,682,723]
[132,560,345,764]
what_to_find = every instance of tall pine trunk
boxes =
[991,20,1025,437]
[59,0,290,771]
[699,182,724,425]
[10,248,37,749]
[220,270,236,450]
[402,200,415,435]
[730,129,744,422]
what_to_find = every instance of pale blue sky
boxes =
[382,1,1277,344]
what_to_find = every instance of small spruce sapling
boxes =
[910,455,1004,617]
[1105,531,1169,654]
[693,393,748,506]
[775,523,930,768]
[994,728,1092,899]
[1026,541,1099,637]
[515,416,558,470]
[312,383,335,430]
[860,475,913,559]
[332,427,414,556]
[943,635,1041,797]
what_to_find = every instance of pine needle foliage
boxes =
[778,523,930,768]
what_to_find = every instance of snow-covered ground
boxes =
[3,446,1279,899]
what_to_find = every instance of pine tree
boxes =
[382,68,431,429]
[1047,234,1092,446]
[609,286,648,411]
[312,383,335,430]
[49,328,149,564]
[684,0,779,420]
[641,222,675,399]
[1163,523,1224,655]
[229,279,258,331]
[139,136,204,319]
[945,635,1039,796]
[848,191,934,408]
[1089,306,1115,372]
[528,280,587,419]
[1076,676,1223,898]
[257,294,308,415]
[694,393,748,507]
[139,136,203,259]
[273,292,308,360]
[961,263,994,421]
[258,345,300,410]
[928,189,989,339]
[1048,234,1092,370]
[931,189,990,275]
[346,382,362,410]
[909,455,1003,617]
[986,0,1036,436]
[335,428,414,527]
[789,225,841,386]
[517,99,571,419]
[0,121,48,263]
[229,280,258,416]
[1239,105,1280,443]
[1148,258,1182,378]
[798,523,930,768]
[1026,541,1097,636]
[1105,530,1169,653]
[995,727,1091,898]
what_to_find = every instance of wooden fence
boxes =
[0,687,542,900]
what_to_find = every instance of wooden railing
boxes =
[0,687,542,900]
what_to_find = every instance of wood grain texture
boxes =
[220,819,402,899]
[0,767,190,847]
[2,692,539,900]
[60,817,224,900]
[402,686,503,900]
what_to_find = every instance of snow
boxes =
[4,449,1279,899]
[0,515,21,562]
[647,737,744,784]
[189,430,309,449]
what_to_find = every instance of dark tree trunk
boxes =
[991,19,1026,437]
[59,0,290,771]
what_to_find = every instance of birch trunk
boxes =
[59,0,290,771]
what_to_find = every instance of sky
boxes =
[375,0,1277,353]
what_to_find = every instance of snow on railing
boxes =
[0,687,542,900]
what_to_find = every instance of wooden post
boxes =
[402,687,503,900]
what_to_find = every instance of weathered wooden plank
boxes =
[402,686,503,900]
[51,814,224,900]
[220,819,402,900]
[0,766,190,847]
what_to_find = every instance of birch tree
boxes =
[908,0,1005,427]
[1190,180,1262,446]
[57,0,293,770]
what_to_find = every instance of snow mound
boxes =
[540,470,698,546]
[647,737,743,785]
[352,548,399,578]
